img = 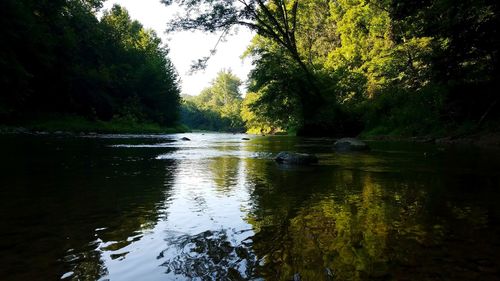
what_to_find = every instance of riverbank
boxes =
[0,116,189,135]
[363,131,500,148]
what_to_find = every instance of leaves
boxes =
[0,1,181,126]
[180,70,245,131]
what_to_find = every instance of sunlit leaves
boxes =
[241,92,280,134]
[180,70,245,131]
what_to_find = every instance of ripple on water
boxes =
[158,228,257,280]
[110,143,177,148]
[3,133,500,281]
[155,149,272,160]
[60,271,74,279]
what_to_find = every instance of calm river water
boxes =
[1,133,500,281]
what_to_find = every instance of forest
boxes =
[1,0,181,132]
[173,0,499,137]
[1,2,500,280]
[1,0,499,137]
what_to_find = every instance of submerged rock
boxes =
[275,152,318,165]
[334,138,369,152]
[180,137,191,141]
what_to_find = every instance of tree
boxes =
[390,0,500,124]
[163,0,305,73]
[162,0,337,134]
[180,70,245,131]
[0,1,181,127]
[243,35,303,132]
[100,5,181,125]
[241,92,281,134]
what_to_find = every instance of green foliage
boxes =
[180,70,245,132]
[360,85,446,137]
[0,1,180,128]
[241,0,500,136]
[3,0,499,135]
[243,36,303,133]
[100,5,181,125]
[241,92,283,134]
[15,115,187,134]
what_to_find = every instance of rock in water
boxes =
[180,137,191,141]
[242,138,250,140]
[334,138,369,151]
[275,152,318,165]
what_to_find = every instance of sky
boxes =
[102,0,254,96]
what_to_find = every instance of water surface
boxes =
[1,133,499,280]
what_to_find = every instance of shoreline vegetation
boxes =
[1,2,181,134]
[169,0,500,139]
[2,1,499,144]
[2,116,498,148]
[0,116,188,135]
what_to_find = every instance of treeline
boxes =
[178,69,286,134]
[180,70,245,132]
[0,0,180,128]
[167,0,500,137]
[245,0,500,136]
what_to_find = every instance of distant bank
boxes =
[0,116,189,135]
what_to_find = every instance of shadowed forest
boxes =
[1,1,180,132]
[1,0,499,137]
[1,2,500,281]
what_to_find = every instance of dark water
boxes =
[1,133,500,281]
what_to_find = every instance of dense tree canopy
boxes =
[0,0,180,127]
[1,0,498,135]
[166,0,500,136]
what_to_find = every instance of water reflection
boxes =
[159,229,258,280]
[0,136,179,280]
[244,167,499,280]
[246,173,402,280]
[0,134,499,280]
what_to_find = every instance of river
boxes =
[1,133,499,280]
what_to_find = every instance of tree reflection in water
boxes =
[2,135,500,281]
[159,229,258,280]
[242,158,498,281]
[151,150,500,281]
